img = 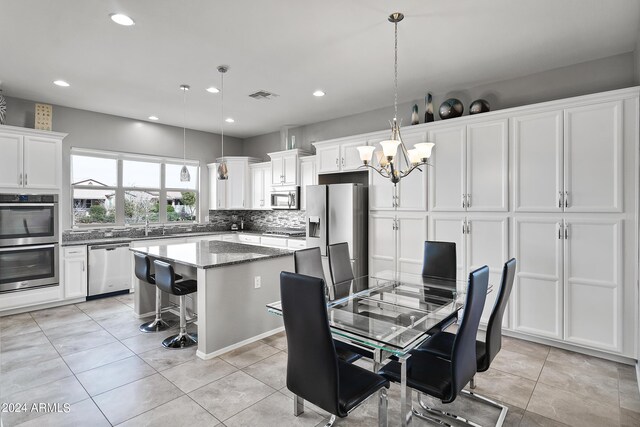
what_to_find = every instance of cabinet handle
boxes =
[466,220,471,234]
[558,223,562,239]
[462,194,466,209]
[564,224,569,239]
[558,191,563,208]
[335,158,339,166]
[466,193,471,208]
[564,191,569,208]
[462,220,466,234]
[342,157,345,167]
[82,262,85,272]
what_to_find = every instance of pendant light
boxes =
[217,65,229,180]
[356,12,434,185]
[179,84,191,182]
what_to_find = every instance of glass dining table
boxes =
[266,270,472,427]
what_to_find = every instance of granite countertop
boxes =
[62,229,305,246]
[129,240,292,269]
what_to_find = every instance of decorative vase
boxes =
[425,93,434,123]
[0,90,6,125]
[469,99,490,115]
[439,98,464,120]
[411,104,419,125]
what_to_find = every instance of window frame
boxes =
[71,148,200,227]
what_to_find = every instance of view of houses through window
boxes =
[71,150,199,226]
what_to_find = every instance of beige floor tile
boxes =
[62,341,134,373]
[620,391,640,414]
[49,329,117,356]
[95,311,160,341]
[260,331,287,350]
[138,344,197,371]
[0,341,60,372]
[0,357,73,397]
[527,382,620,426]
[225,391,324,427]
[30,305,92,330]
[15,398,110,427]
[92,373,183,425]
[120,327,182,354]
[242,351,288,390]
[77,355,156,396]
[160,357,237,393]
[537,359,620,406]
[0,313,41,337]
[76,298,132,319]
[189,370,275,421]
[621,407,640,427]
[520,411,571,426]
[490,348,545,381]
[41,318,104,341]
[470,368,536,409]
[0,330,49,351]
[219,341,280,369]
[502,336,550,360]
[117,395,221,427]
[546,347,620,379]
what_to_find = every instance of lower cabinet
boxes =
[62,246,88,300]
[512,216,623,352]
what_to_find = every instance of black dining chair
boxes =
[379,265,489,426]
[422,241,457,280]
[280,272,390,427]
[293,247,363,364]
[417,258,517,425]
[327,242,354,301]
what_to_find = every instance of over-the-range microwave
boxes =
[270,187,300,210]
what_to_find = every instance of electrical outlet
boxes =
[254,276,261,289]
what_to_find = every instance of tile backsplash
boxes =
[208,210,305,230]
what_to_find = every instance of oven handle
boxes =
[0,244,57,252]
[0,203,57,207]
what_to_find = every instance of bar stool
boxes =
[135,253,179,333]
[153,260,198,349]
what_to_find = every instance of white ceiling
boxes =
[1,0,638,138]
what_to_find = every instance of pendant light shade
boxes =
[217,65,229,180]
[179,84,191,182]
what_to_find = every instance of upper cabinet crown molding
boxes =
[0,124,68,139]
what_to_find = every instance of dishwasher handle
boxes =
[89,243,131,251]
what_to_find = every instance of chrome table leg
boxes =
[294,394,304,416]
[461,389,508,427]
[399,353,413,426]
[378,388,388,427]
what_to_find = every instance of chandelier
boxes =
[217,65,229,180]
[179,84,191,182]
[356,12,434,185]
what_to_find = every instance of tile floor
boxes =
[0,294,638,426]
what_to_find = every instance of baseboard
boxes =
[636,362,640,395]
[502,329,636,365]
[196,326,285,360]
[0,297,87,317]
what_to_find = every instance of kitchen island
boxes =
[130,240,293,359]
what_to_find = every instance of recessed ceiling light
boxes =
[206,87,220,94]
[148,116,159,121]
[313,90,325,97]
[225,118,235,123]
[110,13,135,26]
[53,80,70,87]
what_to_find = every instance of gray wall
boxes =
[4,96,243,229]
[243,52,637,154]
[242,131,280,161]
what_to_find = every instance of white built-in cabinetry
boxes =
[207,157,260,210]
[249,162,272,209]
[268,149,310,186]
[0,125,65,190]
[62,246,88,299]
[315,139,369,173]
[299,156,317,210]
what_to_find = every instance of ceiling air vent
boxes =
[248,90,279,101]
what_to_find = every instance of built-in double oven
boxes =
[0,194,59,293]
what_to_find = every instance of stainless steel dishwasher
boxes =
[88,243,132,297]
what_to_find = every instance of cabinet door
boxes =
[512,217,563,339]
[216,177,227,209]
[263,165,272,209]
[466,119,508,212]
[397,215,427,274]
[299,158,316,210]
[282,154,298,185]
[564,101,623,212]
[466,216,509,324]
[428,215,466,281]
[23,136,60,189]
[340,140,366,171]
[316,145,340,174]
[428,126,466,211]
[0,133,22,188]
[397,132,428,211]
[564,218,622,352]
[271,157,283,185]
[251,167,265,209]
[226,161,246,209]
[63,250,87,299]
[512,111,563,212]
[369,169,395,210]
[369,214,396,275]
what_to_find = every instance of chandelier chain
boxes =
[393,19,398,120]
[221,71,224,158]
[182,87,186,162]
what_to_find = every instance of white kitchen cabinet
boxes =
[0,125,65,190]
[208,163,228,210]
[268,149,310,186]
[429,214,508,324]
[316,144,341,174]
[428,120,508,212]
[261,236,288,248]
[211,157,260,210]
[314,138,374,174]
[369,169,395,211]
[287,239,307,249]
[63,246,87,300]
[238,234,261,244]
[369,213,427,275]
[299,156,316,210]
[250,162,271,209]
[369,214,396,274]
[511,110,564,212]
[564,101,623,213]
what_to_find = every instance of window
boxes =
[71,150,199,226]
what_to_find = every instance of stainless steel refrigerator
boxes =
[306,183,367,282]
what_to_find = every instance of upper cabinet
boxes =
[268,149,310,186]
[428,119,508,212]
[511,101,622,213]
[208,157,260,210]
[0,125,66,190]
[314,139,370,174]
[250,162,271,209]
[299,156,316,210]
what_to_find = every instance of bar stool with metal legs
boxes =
[135,253,180,333]
[153,260,198,349]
